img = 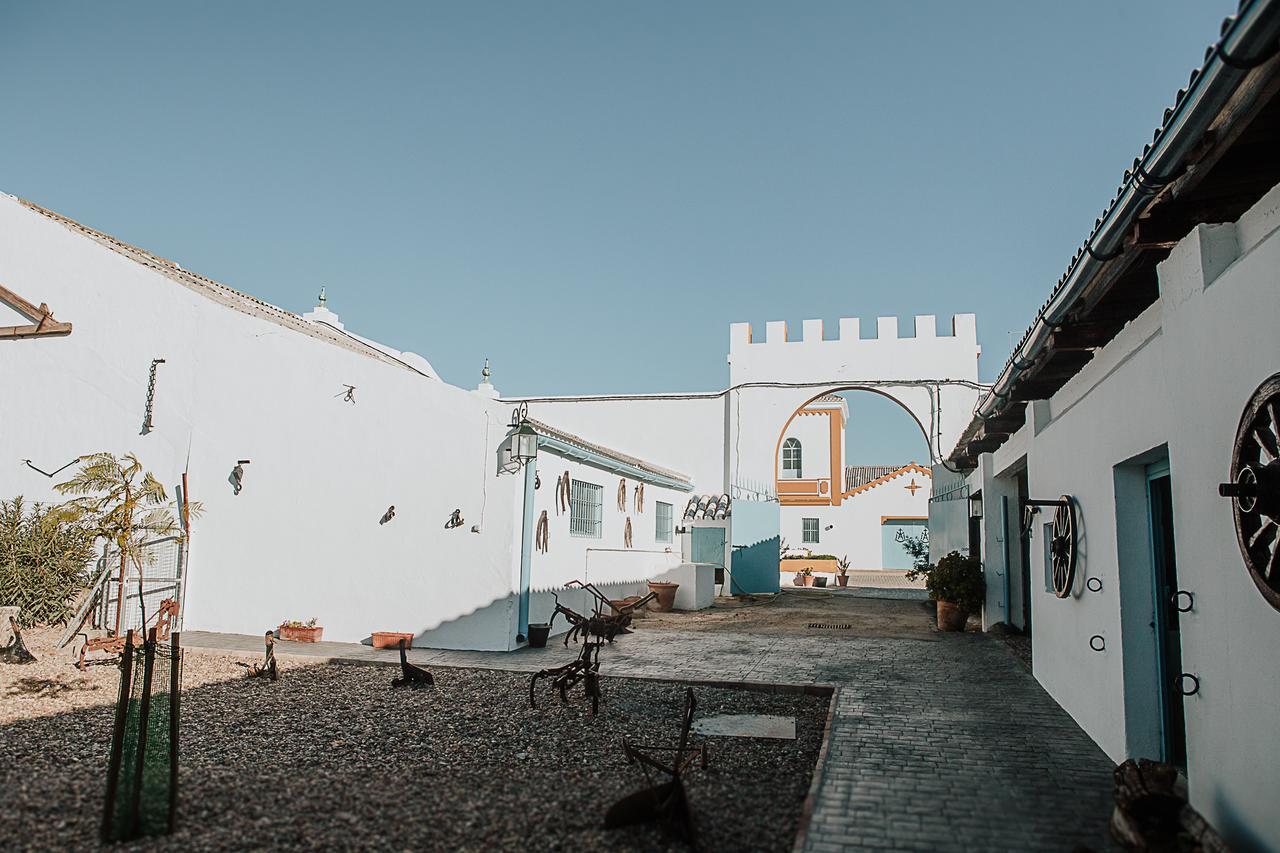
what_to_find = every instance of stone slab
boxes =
[693,713,796,740]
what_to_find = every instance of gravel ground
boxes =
[2,630,828,852]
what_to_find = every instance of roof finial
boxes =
[482,358,491,382]
[318,286,327,306]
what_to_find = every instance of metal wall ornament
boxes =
[1025,496,1077,598]
[1218,372,1280,611]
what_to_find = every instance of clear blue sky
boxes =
[2,1,1226,410]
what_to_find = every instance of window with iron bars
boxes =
[655,501,673,543]
[570,479,603,538]
[802,517,820,544]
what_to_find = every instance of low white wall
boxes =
[653,562,716,610]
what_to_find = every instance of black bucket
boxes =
[527,623,551,648]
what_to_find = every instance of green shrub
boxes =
[909,550,985,613]
[0,497,98,627]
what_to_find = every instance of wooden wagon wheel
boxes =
[1049,496,1076,599]
[1218,373,1280,611]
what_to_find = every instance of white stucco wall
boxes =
[515,396,726,493]
[938,182,1280,849]
[777,411,834,482]
[522,448,686,629]
[0,195,531,650]
[727,315,980,493]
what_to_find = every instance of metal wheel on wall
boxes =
[1049,496,1077,598]
[1219,372,1280,611]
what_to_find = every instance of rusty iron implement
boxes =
[78,599,181,671]
[391,639,434,688]
[238,630,278,681]
[605,686,709,845]
[529,638,603,715]
[1,615,37,664]
[555,581,657,646]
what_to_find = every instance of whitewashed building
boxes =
[0,195,692,650]
[929,5,1280,847]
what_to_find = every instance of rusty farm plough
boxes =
[237,630,278,680]
[606,686,709,844]
[529,637,604,715]
[77,598,180,671]
[551,580,655,647]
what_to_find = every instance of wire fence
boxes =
[102,632,181,842]
[95,537,185,635]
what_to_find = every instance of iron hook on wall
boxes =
[230,460,251,495]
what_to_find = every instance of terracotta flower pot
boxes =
[613,596,647,618]
[801,575,816,587]
[371,631,414,650]
[648,581,680,612]
[278,624,323,643]
[935,600,969,632]
[836,574,850,588]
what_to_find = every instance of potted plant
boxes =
[907,551,984,632]
[371,631,414,649]
[832,556,851,587]
[801,567,815,587]
[279,618,322,643]
[647,580,680,612]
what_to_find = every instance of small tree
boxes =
[898,528,931,573]
[53,453,201,635]
[0,497,97,627]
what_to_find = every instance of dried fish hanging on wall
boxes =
[633,482,644,514]
[617,479,627,512]
[624,517,633,549]
[535,510,550,553]
[556,472,571,515]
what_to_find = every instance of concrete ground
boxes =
[186,593,1116,852]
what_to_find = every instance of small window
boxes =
[782,438,802,479]
[802,517,819,544]
[655,501,673,543]
[570,480,603,538]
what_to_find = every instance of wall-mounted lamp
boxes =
[380,505,396,525]
[824,524,834,531]
[507,402,539,467]
[969,493,983,519]
[230,460,251,495]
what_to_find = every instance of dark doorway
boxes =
[1016,470,1032,635]
[1147,465,1187,769]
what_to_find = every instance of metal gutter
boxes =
[536,434,694,491]
[973,0,1280,426]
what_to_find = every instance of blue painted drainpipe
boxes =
[516,459,536,643]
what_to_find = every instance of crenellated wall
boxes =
[726,314,981,495]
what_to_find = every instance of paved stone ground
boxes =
[186,602,1116,852]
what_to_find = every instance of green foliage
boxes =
[781,553,837,560]
[281,618,319,628]
[52,452,202,631]
[909,550,985,613]
[0,497,97,627]
[897,530,931,571]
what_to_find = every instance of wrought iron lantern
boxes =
[1218,372,1280,611]
[509,402,538,465]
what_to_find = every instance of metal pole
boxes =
[516,460,537,643]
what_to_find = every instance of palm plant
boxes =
[53,453,201,636]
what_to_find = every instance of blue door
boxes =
[730,499,781,594]
[691,526,725,567]
[881,518,927,569]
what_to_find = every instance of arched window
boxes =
[782,438,802,479]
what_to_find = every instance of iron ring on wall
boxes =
[1086,577,1102,593]
[1089,635,1105,652]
